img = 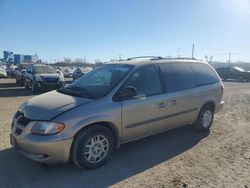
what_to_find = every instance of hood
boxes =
[19,90,92,120]
[37,73,60,78]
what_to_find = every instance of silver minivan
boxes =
[10,57,224,169]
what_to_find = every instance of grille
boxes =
[44,77,59,83]
[13,111,31,135]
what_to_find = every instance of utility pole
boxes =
[228,52,231,63]
[119,54,121,61]
[192,44,195,59]
[178,48,180,58]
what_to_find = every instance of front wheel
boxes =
[24,81,29,89]
[31,82,37,93]
[193,105,214,131]
[71,126,115,169]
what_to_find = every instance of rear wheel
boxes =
[71,126,115,169]
[239,76,245,82]
[193,105,214,131]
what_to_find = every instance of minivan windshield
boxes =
[58,64,134,99]
[34,66,58,74]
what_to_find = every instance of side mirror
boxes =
[120,86,137,99]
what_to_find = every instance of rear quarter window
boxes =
[190,63,219,86]
[158,62,196,93]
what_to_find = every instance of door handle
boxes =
[157,102,166,108]
[169,99,177,105]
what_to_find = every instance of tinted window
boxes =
[123,65,162,97]
[190,63,219,86]
[159,62,195,93]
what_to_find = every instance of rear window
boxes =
[158,62,196,93]
[190,63,219,86]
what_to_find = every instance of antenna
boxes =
[192,44,195,58]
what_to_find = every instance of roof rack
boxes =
[126,56,163,61]
[160,57,197,60]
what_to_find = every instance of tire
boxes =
[71,126,115,169]
[193,105,214,131]
[31,82,37,93]
[24,81,29,89]
[239,76,244,82]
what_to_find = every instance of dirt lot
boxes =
[0,78,249,188]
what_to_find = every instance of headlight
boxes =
[31,121,65,135]
[35,76,43,82]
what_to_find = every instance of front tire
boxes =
[24,81,29,89]
[71,126,115,169]
[31,82,37,93]
[193,105,214,131]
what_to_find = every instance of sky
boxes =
[0,0,250,63]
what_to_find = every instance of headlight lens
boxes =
[31,121,65,135]
[35,76,43,82]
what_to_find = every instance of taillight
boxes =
[221,84,224,98]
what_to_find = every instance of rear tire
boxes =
[239,76,244,82]
[71,126,115,169]
[193,105,214,131]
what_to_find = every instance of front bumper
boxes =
[35,81,64,90]
[11,134,72,164]
[215,101,224,113]
[10,122,73,164]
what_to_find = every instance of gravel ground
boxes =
[0,78,249,188]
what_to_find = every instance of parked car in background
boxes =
[24,64,65,93]
[0,67,7,77]
[73,67,93,81]
[15,63,33,85]
[62,68,75,78]
[56,69,64,78]
[216,66,250,82]
[10,65,17,77]
[11,57,224,169]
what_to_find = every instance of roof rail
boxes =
[160,57,197,60]
[126,56,163,61]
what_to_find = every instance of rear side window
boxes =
[159,62,195,93]
[190,63,219,86]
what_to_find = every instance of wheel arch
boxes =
[72,121,120,149]
[201,101,215,112]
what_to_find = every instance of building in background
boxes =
[14,54,24,64]
[23,55,32,62]
[3,51,14,63]
[3,51,39,64]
